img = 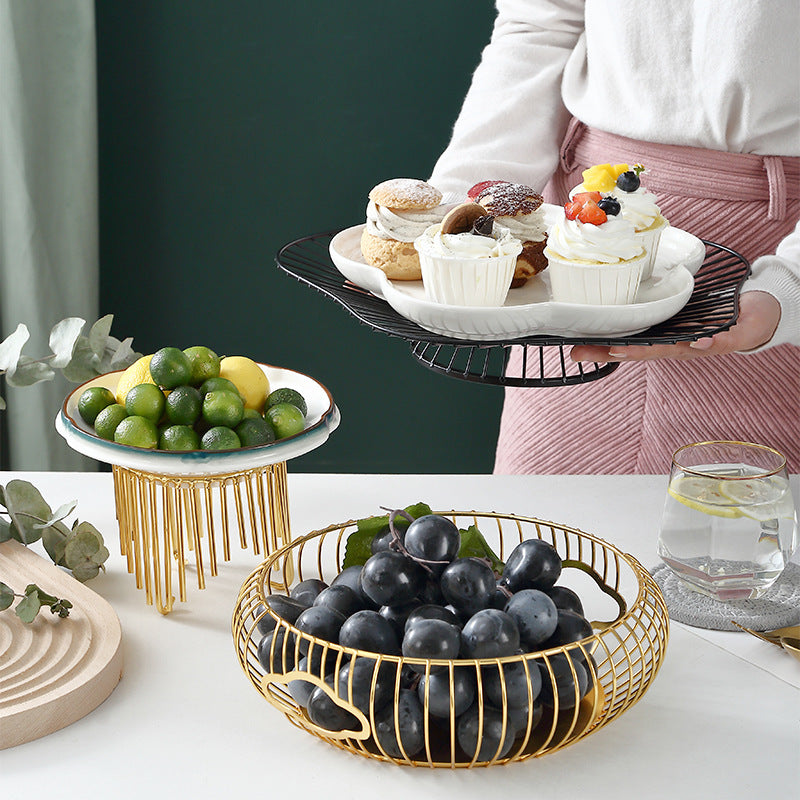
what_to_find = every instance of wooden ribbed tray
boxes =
[0,540,123,749]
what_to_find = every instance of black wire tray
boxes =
[276,232,750,388]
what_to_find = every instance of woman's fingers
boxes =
[570,291,781,363]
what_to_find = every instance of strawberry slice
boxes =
[564,199,583,220]
[572,191,603,205]
[467,180,507,200]
[577,200,608,225]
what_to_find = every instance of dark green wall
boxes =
[96,1,502,473]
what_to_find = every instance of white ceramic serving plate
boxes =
[329,204,705,340]
[56,364,340,476]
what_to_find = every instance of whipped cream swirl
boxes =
[415,222,522,260]
[546,215,643,263]
[365,201,447,242]
[616,187,662,231]
[494,212,547,243]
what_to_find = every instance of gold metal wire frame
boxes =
[113,462,292,614]
[232,510,670,767]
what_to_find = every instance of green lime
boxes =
[150,346,193,389]
[199,376,240,397]
[114,415,159,449]
[94,403,129,440]
[78,386,116,425]
[265,402,305,439]
[201,426,241,451]
[266,387,307,417]
[202,390,244,428]
[125,383,166,425]
[242,407,262,421]
[183,345,220,385]
[235,416,276,447]
[159,424,201,451]
[165,385,202,425]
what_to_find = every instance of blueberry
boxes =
[616,171,640,192]
[597,195,621,215]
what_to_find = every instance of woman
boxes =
[429,0,800,473]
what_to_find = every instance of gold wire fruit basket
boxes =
[56,363,340,614]
[232,510,670,767]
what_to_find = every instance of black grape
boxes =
[332,565,379,610]
[456,704,516,761]
[307,679,360,732]
[256,627,297,674]
[460,609,520,659]
[338,609,401,655]
[255,594,308,635]
[503,589,558,650]
[403,514,460,569]
[440,557,496,617]
[547,585,584,615]
[402,619,461,673]
[360,550,425,607]
[289,578,328,606]
[313,584,363,618]
[404,603,462,632]
[540,608,593,648]
[336,656,395,715]
[481,657,542,708]
[374,689,425,759]
[294,606,346,654]
[538,652,589,710]
[417,668,475,719]
[498,539,562,593]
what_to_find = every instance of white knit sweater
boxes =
[429,0,800,348]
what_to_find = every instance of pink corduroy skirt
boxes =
[494,120,800,474]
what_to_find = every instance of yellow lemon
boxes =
[115,354,156,405]
[218,356,269,411]
[668,475,742,519]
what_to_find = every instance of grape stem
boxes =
[381,507,451,576]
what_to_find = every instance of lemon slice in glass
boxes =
[668,475,743,518]
[719,475,794,521]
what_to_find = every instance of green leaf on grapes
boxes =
[4,480,52,545]
[15,588,42,623]
[0,581,14,611]
[458,524,505,573]
[342,502,433,568]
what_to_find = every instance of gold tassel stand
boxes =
[112,463,293,614]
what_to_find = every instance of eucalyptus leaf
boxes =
[33,499,78,529]
[61,337,101,382]
[41,521,70,565]
[48,317,86,369]
[0,518,11,542]
[0,396,5,410]
[103,336,139,373]
[27,583,59,607]
[4,480,52,545]
[7,356,56,387]
[88,315,113,360]
[0,323,30,376]
[15,589,41,623]
[64,526,109,582]
[0,582,14,611]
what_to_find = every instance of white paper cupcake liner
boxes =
[546,250,647,305]
[635,217,668,281]
[417,252,519,307]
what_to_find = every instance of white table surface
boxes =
[1,471,798,798]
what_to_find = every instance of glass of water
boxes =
[657,440,798,601]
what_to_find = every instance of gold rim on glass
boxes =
[671,440,787,480]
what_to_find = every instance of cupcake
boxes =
[545,193,646,305]
[467,181,549,288]
[413,202,522,306]
[573,163,668,281]
[360,178,446,280]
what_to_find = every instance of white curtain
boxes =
[0,0,98,470]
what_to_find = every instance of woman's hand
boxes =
[570,291,782,363]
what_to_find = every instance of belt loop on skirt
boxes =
[763,155,787,221]
[559,117,586,173]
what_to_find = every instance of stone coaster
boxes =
[650,562,800,632]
